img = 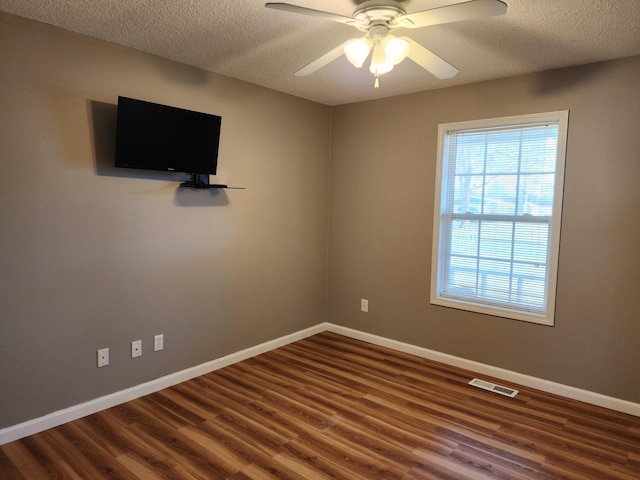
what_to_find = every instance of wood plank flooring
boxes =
[1,331,639,479]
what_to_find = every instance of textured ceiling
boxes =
[1,0,639,106]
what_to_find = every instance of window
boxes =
[431,111,569,325]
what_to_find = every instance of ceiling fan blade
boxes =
[265,3,355,25]
[295,41,350,76]
[398,0,506,29]
[404,37,459,79]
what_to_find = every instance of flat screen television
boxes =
[115,96,222,182]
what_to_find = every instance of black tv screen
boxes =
[115,96,222,175]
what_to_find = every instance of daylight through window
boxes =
[431,111,569,325]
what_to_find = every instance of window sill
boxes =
[430,295,555,326]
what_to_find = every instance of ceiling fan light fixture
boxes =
[383,35,409,65]
[369,40,394,76]
[344,37,372,68]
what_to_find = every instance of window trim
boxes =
[430,111,569,325]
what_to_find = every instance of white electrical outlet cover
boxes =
[154,334,163,351]
[361,299,369,312]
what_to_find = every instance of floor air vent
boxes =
[469,378,518,398]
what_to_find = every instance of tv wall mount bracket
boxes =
[179,173,244,190]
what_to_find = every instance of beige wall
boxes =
[0,13,331,428]
[329,56,640,403]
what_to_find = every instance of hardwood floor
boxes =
[1,331,639,479]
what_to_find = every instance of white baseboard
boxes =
[325,323,640,418]
[2,322,638,445]
[0,323,326,445]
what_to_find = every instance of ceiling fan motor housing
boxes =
[352,2,408,32]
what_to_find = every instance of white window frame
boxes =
[431,111,569,325]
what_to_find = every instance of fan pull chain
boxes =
[374,73,380,88]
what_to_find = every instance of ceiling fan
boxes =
[266,0,507,87]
